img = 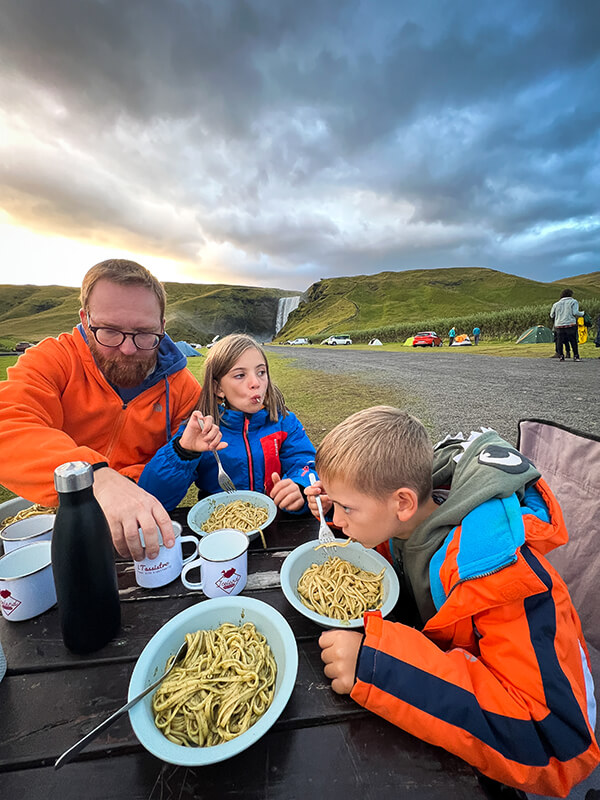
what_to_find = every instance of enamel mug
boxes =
[0,514,55,554]
[0,541,57,621]
[135,521,199,589]
[181,528,249,597]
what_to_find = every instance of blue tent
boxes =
[175,340,202,357]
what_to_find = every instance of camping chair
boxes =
[517,419,600,800]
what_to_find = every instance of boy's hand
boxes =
[319,630,363,694]
[179,412,227,453]
[270,472,304,511]
[304,479,333,518]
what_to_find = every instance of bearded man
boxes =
[0,259,206,560]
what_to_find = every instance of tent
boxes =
[451,334,472,346]
[175,340,202,357]
[403,336,415,346]
[516,325,553,344]
[368,338,383,346]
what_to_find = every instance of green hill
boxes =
[0,282,297,347]
[277,267,600,341]
[1,268,598,348]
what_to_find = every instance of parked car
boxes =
[285,338,309,345]
[321,334,352,346]
[412,331,442,347]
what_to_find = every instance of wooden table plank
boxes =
[0,639,364,768]
[0,717,485,799]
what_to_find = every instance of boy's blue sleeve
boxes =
[138,424,203,511]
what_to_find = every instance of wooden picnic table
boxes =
[0,508,492,800]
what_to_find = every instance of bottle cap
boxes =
[54,461,94,492]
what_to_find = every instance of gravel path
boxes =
[267,347,599,446]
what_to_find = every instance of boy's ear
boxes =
[392,487,420,522]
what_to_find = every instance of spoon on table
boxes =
[54,639,188,770]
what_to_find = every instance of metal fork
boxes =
[198,417,236,493]
[309,473,336,544]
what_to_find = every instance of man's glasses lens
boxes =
[94,328,162,350]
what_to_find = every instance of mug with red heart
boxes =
[180,528,248,598]
[0,541,57,621]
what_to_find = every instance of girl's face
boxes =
[214,347,269,414]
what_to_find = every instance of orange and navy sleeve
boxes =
[351,553,599,797]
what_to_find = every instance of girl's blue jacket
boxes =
[138,407,316,512]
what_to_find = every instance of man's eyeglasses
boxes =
[86,312,165,351]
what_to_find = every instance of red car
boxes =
[412,331,443,347]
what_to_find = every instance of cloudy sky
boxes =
[1,0,599,291]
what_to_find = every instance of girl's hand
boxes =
[179,412,227,453]
[304,479,333,518]
[319,630,363,694]
[270,472,304,511]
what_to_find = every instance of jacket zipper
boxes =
[443,555,518,604]
[243,417,254,490]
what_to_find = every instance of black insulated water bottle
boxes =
[52,461,121,653]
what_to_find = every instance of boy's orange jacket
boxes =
[355,480,599,796]
[0,328,200,506]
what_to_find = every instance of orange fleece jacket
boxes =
[0,328,200,505]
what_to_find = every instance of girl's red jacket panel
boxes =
[0,328,200,505]
[353,480,599,797]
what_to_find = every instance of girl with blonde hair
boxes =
[139,334,316,512]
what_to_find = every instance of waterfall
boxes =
[275,296,301,334]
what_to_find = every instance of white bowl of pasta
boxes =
[128,596,298,765]
[280,539,400,629]
[187,490,277,541]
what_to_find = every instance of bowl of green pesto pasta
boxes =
[128,596,298,765]
[280,539,400,629]
[187,490,277,541]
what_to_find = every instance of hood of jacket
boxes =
[392,429,546,624]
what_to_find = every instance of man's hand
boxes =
[319,629,364,694]
[304,479,333,518]
[270,472,304,511]
[179,411,226,453]
[92,468,173,561]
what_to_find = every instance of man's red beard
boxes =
[87,336,158,388]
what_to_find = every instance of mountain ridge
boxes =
[0,267,597,346]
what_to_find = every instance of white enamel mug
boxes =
[181,528,249,597]
[0,541,57,621]
[0,514,55,554]
[135,521,199,589]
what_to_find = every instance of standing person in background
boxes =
[448,326,456,347]
[0,259,201,561]
[550,288,584,362]
[551,326,572,359]
[472,326,481,345]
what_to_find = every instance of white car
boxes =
[321,335,352,346]
[286,338,309,345]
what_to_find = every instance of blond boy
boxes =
[306,406,599,797]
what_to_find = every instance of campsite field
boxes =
[0,343,598,504]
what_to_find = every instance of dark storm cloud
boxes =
[0,0,599,287]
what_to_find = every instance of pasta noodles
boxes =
[202,500,269,535]
[314,538,352,550]
[152,622,277,747]
[1,504,56,529]
[297,556,385,621]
